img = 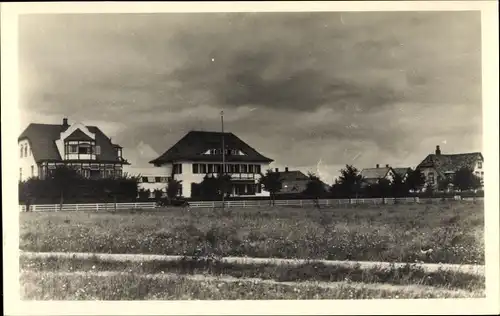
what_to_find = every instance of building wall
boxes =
[19,140,38,181]
[279,180,308,194]
[419,167,438,188]
[472,158,485,186]
[153,161,270,198]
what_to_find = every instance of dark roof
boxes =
[392,167,411,177]
[65,129,94,141]
[360,167,391,180]
[149,131,274,164]
[275,170,309,182]
[417,152,483,177]
[18,123,126,163]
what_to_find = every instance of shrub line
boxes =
[20,251,485,276]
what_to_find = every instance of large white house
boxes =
[18,118,129,181]
[149,131,273,198]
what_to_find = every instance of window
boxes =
[29,148,32,156]
[178,184,183,197]
[19,168,22,179]
[193,164,199,174]
[95,146,101,155]
[160,177,169,183]
[208,164,214,173]
[147,177,155,183]
[20,145,23,158]
[173,164,183,174]
[155,177,161,183]
[214,164,221,174]
[256,184,262,194]
[142,177,149,183]
[116,169,123,177]
[249,165,255,173]
[31,166,34,177]
[105,170,114,178]
[241,164,248,173]
[255,165,261,174]
[200,164,207,174]
[428,172,435,184]
[24,146,28,157]
[69,145,78,154]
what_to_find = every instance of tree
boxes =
[153,189,164,201]
[50,166,82,211]
[303,172,327,208]
[335,165,364,199]
[138,188,150,200]
[406,168,426,193]
[391,172,408,198]
[374,178,392,198]
[259,169,283,206]
[166,179,182,201]
[453,167,482,192]
[423,183,434,197]
[438,176,453,192]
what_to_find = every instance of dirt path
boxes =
[20,251,485,276]
[20,269,482,297]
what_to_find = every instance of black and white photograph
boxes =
[2,1,499,314]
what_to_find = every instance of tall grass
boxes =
[19,203,484,264]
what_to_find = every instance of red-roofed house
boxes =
[416,145,484,189]
[18,118,129,181]
[149,130,273,198]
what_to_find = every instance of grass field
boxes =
[20,202,484,264]
[20,270,484,300]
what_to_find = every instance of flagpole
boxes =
[221,110,225,210]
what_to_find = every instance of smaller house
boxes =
[274,167,330,194]
[416,145,484,189]
[274,168,310,194]
[123,166,171,198]
[360,164,396,187]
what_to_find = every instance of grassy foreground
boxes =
[19,203,484,264]
[21,270,484,300]
[20,256,484,291]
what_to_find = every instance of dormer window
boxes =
[478,161,482,169]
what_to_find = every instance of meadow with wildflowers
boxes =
[20,202,484,265]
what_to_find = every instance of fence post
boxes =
[76,204,79,211]
[300,200,303,207]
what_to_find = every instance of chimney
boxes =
[275,168,279,173]
[62,118,69,127]
[376,164,379,168]
[385,164,389,168]
[285,167,289,172]
[435,145,441,155]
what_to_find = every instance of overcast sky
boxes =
[19,11,482,183]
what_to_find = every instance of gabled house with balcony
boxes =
[149,130,273,198]
[18,118,129,181]
[416,145,484,189]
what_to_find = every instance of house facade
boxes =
[274,168,310,194]
[149,131,273,198]
[123,166,171,198]
[416,145,484,189]
[18,118,129,181]
[360,164,396,187]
